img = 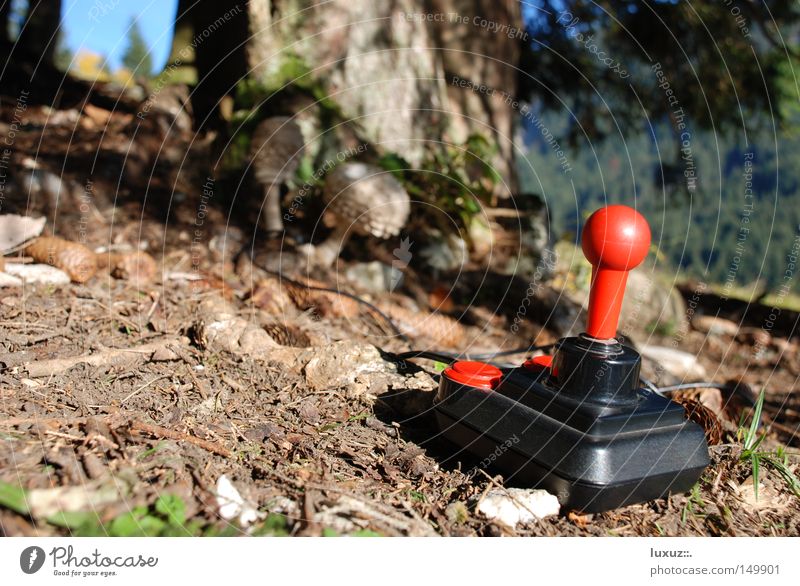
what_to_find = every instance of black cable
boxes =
[251,261,410,343]
[252,253,731,396]
[393,350,465,364]
[640,377,660,394]
[467,343,557,359]
[251,255,558,359]
[394,343,557,366]
[395,346,734,405]
[656,382,729,393]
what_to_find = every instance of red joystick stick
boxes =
[581,205,651,340]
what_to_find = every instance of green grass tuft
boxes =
[739,388,800,500]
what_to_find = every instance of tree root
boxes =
[22,336,190,377]
[128,419,233,458]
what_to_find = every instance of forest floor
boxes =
[1,90,799,537]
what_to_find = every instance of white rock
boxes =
[165,271,202,281]
[196,296,278,356]
[345,260,404,293]
[477,488,560,527]
[418,233,467,272]
[0,272,23,287]
[691,315,739,336]
[0,214,46,253]
[27,483,123,519]
[640,344,707,381]
[215,474,265,528]
[3,263,71,284]
[303,341,391,392]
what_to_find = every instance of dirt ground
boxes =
[1,241,799,536]
[1,96,799,537]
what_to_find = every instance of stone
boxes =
[0,272,23,287]
[691,315,739,336]
[345,261,404,294]
[194,296,278,356]
[2,263,71,285]
[0,214,46,253]
[418,232,467,273]
[617,269,687,339]
[292,340,438,403]
[303,341,392,392]
[477,488,560,527]
[215,475,265,528]
[639,344,708,383]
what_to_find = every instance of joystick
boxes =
[434,205,709,512]
[582,204,651,340]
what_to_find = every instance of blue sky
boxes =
[60,0,178,72]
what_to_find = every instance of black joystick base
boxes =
[434,336,710,513]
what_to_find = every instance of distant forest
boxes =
[518,105,800,296]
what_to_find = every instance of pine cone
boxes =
[674,397,723,445]
[262,322,311,347]
[323,163,410,238]
[284,277,361,318]
[249,278,295,315]
[24,236,97,283]
[97,251,157,284]
[375,302,465,348]
[250,117,304,185]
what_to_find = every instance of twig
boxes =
[45,430,84,441]
[250,457,434,534]
[21,336,189,377]
[1,415,234,461]
[0,321,55,330]
[120,375,169,406]
[764,416,799,438]
[129,419,232,458]
[186,365,209,399]
[64,298,80,331]
[146,292,160,321]
[1,255,34,263]
[90,300,141,333]
[220,373,244,392]
[0,414,233,462]
[0,416,90,427]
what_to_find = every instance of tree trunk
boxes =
[16,0,62,72]
[192,0,522,192]
[243,0,447,164]
[0,0,10,50]
[163,0,199,84]
[427,0,522,192]
[163,1,249,127]
[179,0,540,270]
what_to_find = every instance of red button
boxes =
[444,360,502,390]
[523,355,558,377]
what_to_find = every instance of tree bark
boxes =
[163,0,199,84]
[427,0,522,192]
[15,0,62,72]
[163,1,249,126]
[0,0,10,49]
[167,0,522,192]
[235,0,522,192]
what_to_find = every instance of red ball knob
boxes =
[581,205,651,340]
